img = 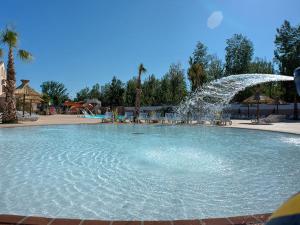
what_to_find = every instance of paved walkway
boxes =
[230,119,300,135]
[0,115,101,128]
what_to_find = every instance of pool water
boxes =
[83,114,105,119]
[83,115,125,120]
[0,124,299,220]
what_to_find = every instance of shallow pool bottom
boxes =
[0,124,299,220]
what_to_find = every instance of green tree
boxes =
[100,84,110,106]
[158,75,171,105]
[40,81,69,106]
[188,41,210,90]
[206,55,224,81]
[41,93,51,105]
[249,57,275,74]
[135,64,147,117]
[274,20,300,76]
[142,74,160,106]
[165,63,187,105]
[75,87,90,102]
[0,28,33,123]
[75,83,102,102]
[192,41,209,68]
[124,78,136,106]
[249,58,281,98]
[102,76,124,107]
[89,83,101,100]
[274,20,300,102]
[225,34,254,75]
[233,58,278,103]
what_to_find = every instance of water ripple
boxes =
[0,125,299,220]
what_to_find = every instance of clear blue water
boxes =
[83,115,125,120]
[0,124,299,220]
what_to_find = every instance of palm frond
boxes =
[1,28,18,47]
[18,49,33,62]
[138,63,147,74]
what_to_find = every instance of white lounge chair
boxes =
[149,112,162,123]
[123,111,134,123]
[173,114,183,124]
[103,112,113,122]
[16,111,39,121]
[220,113,232,125]
[164,113,174,124]
[138,112,149,123]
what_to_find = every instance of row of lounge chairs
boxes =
[250,114,287,124]
[135,112,232,125]
[16,111,39,121]
[96,112,185,124]
[0,111,39,123]
[82,111,232,125]
[134,112,184,124]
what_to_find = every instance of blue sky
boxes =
[0,0,299,97]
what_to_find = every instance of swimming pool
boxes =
[0,124,299,220]
[83,114,105,119]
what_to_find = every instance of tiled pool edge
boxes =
[0,213,271,225]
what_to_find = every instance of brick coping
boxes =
[0,213,271,225]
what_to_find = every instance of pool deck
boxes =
[0,115,299,135]
[228,119,300,135]
[0,115,102,128]
[0,213,271,225]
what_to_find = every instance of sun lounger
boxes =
[164,113,174,124]
[251,114,285,125]
[123,111,134,123]
[103,112,113,122]
[116,115,125,122]
[137,112,149,123]
[164,113,176,124]
[149,112,162,123]
[221,113,232,125]
[16,111,39,121]
[199,114,214,125]
[172,113,184,124]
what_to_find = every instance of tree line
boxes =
[41,20,300,107]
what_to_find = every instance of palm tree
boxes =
[134,63,146,120]
[0,28,32,123]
